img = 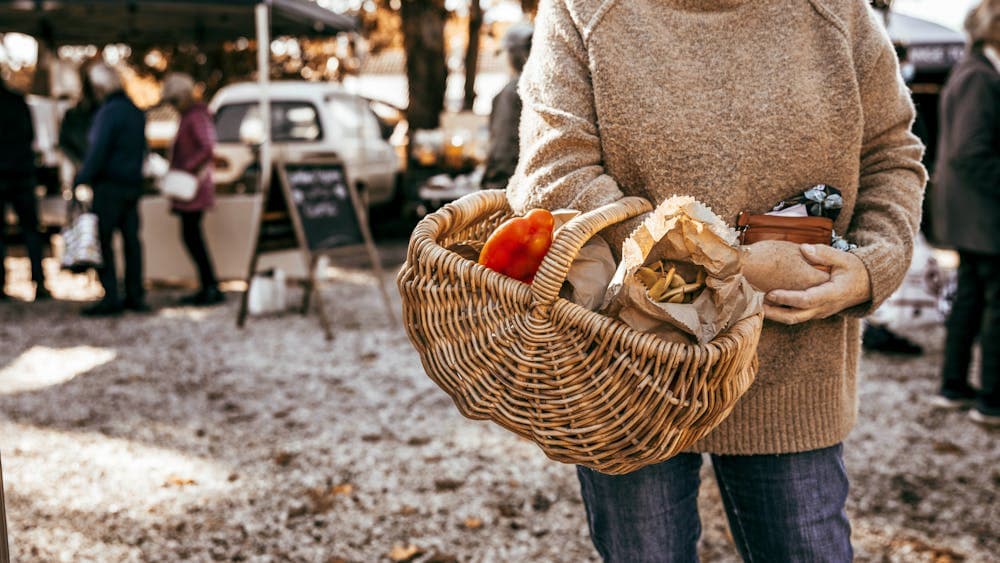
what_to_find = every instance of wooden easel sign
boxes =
[237,159,396,340]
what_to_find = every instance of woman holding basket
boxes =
[508,0,926,560]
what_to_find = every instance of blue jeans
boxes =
[577,444,852,562]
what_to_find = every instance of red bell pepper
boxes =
[478,209,555,284]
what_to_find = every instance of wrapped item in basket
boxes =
[551,209,618,311]
[602,196,763,345]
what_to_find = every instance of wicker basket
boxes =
[397,190,763,474]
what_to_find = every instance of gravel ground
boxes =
[0,246,997,563]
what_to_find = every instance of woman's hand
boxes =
[764,244,872,325]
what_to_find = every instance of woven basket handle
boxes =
[530,197,653,308]
[407,189,510,266]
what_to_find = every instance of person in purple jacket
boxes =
[161,73,223,306]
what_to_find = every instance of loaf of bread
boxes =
[741,240,830,293]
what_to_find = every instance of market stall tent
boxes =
[886,12,966,77]
[1,0,357,282]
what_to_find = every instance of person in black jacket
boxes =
[931,0,1000,425]
[481,23,532,190]
[0,77,49,301]
[74,63,150,317]
[59,67,98,168]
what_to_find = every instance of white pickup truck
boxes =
[209,81,402,207]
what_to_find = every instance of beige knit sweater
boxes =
[507,0,927,454]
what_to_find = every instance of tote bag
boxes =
[60,199,103,273]
[158,169,199,202]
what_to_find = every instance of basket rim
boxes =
[403,190,763,360]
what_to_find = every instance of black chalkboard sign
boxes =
[281,164,363,251]
[256,181,298,253]
[238,158,395,340]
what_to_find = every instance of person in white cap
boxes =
[75,63,149,317]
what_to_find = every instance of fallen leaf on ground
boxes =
[434,478,464,492]
[462,517,483,529]
[164,475,196,487]
[532,491,552,512]
[274,451,297,466]
[888,536,966,562]
[304,483,354,514]
[332,483,354,495]
[388,544,424,562]
[932,441,964,455]
[497,500,521,518]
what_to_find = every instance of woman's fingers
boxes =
[799,243,852,269]
[767,281,840,311]
[764,303,823,325]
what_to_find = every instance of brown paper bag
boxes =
[601,196,764,345]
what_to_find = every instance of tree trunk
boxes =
[462,0,483,111]
[401,0,447,130]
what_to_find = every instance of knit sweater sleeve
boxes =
[843,3,927,317]
[506,0,643,254]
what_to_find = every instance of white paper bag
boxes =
[247,269,287,315]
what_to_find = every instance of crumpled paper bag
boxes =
[601,196,764,345]
[552,210,618,311]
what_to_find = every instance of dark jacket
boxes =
[482,76,522,190]
[932,51,1000,254]
[0,84,35,177]
[74,91,147,196]
[59,101,96,165]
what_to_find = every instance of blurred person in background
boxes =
[160,72,223,306]
[481,23,532,190]
[932,0,1000,426]
[59,65,99,169]
[0,75,50,301]
[74,63,149,317]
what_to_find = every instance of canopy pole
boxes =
[255,1,272,194]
